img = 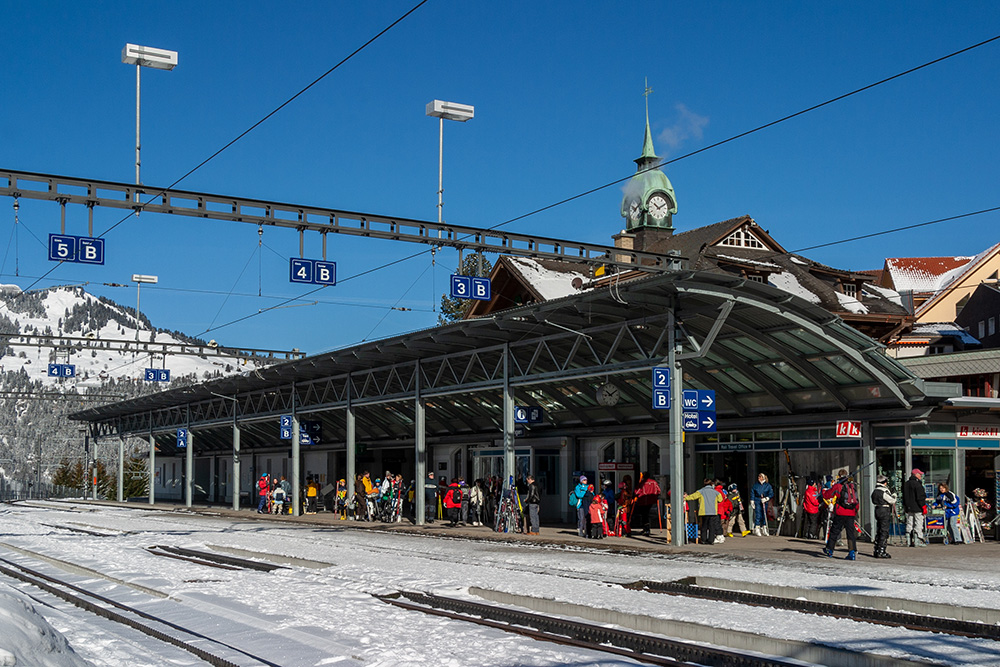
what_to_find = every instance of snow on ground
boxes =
[0,581,90,667]
[2,503,1000,666]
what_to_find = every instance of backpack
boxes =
[451,487,462,505]
[568,491,578,508]
[837,480,858,510]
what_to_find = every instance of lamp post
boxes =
[121,44,178,186]
[132,274,158,346]
[425,100,474,225]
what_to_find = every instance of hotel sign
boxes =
[957,425,1000,439]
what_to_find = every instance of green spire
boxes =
[639,115,658,163]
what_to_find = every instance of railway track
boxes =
[0,555,282,667]
[629,578,1000,641]
[146,545,287,572]
[378,590,803,667]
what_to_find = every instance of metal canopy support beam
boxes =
[232,417,241,512]
[148,426,155,505]
[291,385,301,517]
[503,344,515,491]
[678,300,734,361]
[346,374,357,518]
[117,437,124,502]
[668,303,684,547]
[185,416,193,508]
[0,168,674,274]
[414,363,426,525]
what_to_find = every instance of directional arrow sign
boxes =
[682,390,699,410]
[699,390,716,411]
[699,414,716,432]
[682,411,700,431]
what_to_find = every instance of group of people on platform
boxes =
[255,473,319,515]
[568,472,662,539]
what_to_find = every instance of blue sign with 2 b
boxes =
[47,363,76,377]
[279,415,293,440]
[289,258,337,285]
[450,275,491,301]
[144,368,171,382]
[48,234,105,265]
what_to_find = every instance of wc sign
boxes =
[835,421,862,438]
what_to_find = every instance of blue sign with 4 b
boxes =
[289,258,337,285]
[176,428,188,448]
[48,234,105,265]
[47,363,76,377]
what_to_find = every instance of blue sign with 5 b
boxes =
[177,428,188,448]
[48,234,105,265]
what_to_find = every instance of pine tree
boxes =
[438,254,493,324]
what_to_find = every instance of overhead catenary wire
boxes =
[96,0,429,240]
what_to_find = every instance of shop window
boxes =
[911,450,955,499]
[535,453,558,495]
[876,449,905,514]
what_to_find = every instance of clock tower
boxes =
[620,95,677,246]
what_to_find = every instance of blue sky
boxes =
[1,2,998,355]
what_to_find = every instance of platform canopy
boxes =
[71,270,938,453]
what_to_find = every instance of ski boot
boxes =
[753,526,762,536]
[741,530,751,537]
[822,547,833,557]
[845,550,856,561]
[874,550,891,559]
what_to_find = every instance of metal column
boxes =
[232,419,241,511]
[117,437,124,502]
[668,304,685,547]
[148,429,155,505]
[415,362,426,525]
[502,344,515,490]
[903,425,913,478]
[291,390,301,517]
[346,375,357,518]
[185,428,193,508]
[861,424,876,538]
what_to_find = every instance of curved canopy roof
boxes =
[72,270,933,453]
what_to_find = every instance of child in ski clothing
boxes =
[336,480,348,519]
[871,475,896,558]
[934,483,963,544]
[444,478,463,526]
[751,474,773,535]
[723,483,749,537]
[615,481,632,536]
[823,470,859,560]
[257,474,269,514]
[571,476,589,537]
[588,488,608,539]
[802,479,821,539]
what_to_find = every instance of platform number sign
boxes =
[836,421,862,438]
[289,258,337,286]
[47,363,76,377]
[652,367,670,409]
[450,275,491,301]
[176,428,188,449]
[144,368,170,382]
[279,415,293,440]
[48,234,105,265]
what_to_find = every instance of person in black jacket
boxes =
[525,475,541,535]
[871,475,897,558]
[902,469,927,547]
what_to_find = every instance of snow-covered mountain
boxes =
[0,284,278,493]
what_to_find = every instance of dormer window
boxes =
[720,227,766,249]
[843,284,857,298]
[747,274,765,283]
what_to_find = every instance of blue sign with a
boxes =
[47,363,76,378]
[144,368,170,382]
[682,411,700,431]
[652,367,670,388]
[47,234,105,265]
[653,388,670,409]
[176,428,188,449]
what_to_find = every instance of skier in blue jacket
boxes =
[571,476,589,537]
[751,473,774,536]
[934,483,963,544]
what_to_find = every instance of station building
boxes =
[71,120,1000,537]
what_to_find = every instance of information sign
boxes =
[653,389,670,409]
[652,367,670,388]
[835,421,862,438]
[144,368,170,382]
[514,406,529,424]
[526,406,544,424]
[176,428,188,449]
[289,258,336,285]
[450,275,491,301]
[471,277,491,301]
[47,363,76,377]
[47,234,105,265]
[279,415,293,440]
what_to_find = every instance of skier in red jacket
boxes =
[822,470,858,560]
[802,478,821,539]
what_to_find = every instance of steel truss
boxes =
[0,332,304,362]
[1,168,677,273]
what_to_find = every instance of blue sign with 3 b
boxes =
[144,368,170,382]
[450,275,491,300]
[48,234,105,265]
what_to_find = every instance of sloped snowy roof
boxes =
[767,271,820,304]
[885,256,973,293]
[909,322,981,346]
[834,291,869,314]
[863,283,903,307]
[506,257,587,301]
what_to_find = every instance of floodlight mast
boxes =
[121,44,178,187]
[426,100,474,227]
[131,274,159,346]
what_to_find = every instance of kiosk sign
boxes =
[835,421,862,438]
[957,425,1000,439]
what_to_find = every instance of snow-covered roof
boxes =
[506,257,587,301]
[715,254,781,269]
[834,291,868,314]
[885,256,974,293]
[909,322,981,346]
[863,283,903,307]
[767,271,820,304]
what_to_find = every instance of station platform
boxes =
[60,499,998,573]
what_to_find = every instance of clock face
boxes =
[597,383,621,407]
[628,201,641,221]
[648,194,670,219]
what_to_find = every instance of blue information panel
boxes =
[450,275,491,301]
[144,368,170,382]
[289,258,336,285]
[652,367,670,388]
[683,411,717,432]
[299,430,314,445]
[47,363,76,377]
[48,234,105,265]
[514,406,529,424]
[652,388,670,409]
[279,415,293,440]
[176,428,188,449]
